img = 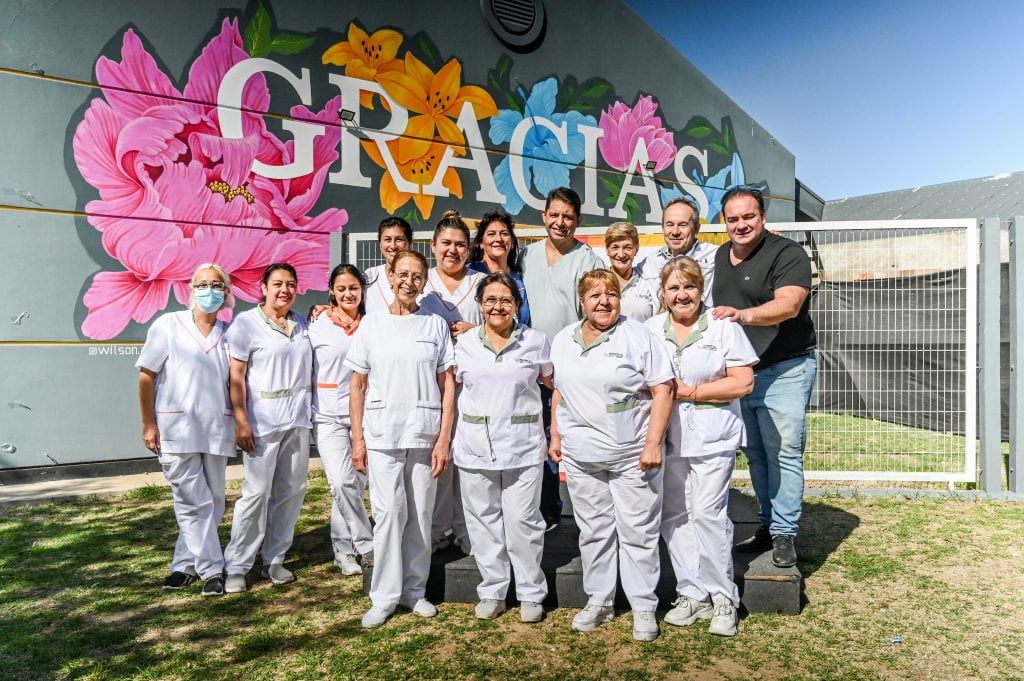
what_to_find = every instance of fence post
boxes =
[1010,217,1023,493]
[979,217,1003,492]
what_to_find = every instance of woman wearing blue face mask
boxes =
[137,262,237,597]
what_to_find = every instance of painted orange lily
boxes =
[377,52,497,163]
[363,136,462,220]
[321,22,403,109]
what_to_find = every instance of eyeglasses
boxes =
[481,296,516,308]
[394,272,425,284]
[193,281,227,292]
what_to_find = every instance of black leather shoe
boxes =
[772,535,798,567]
[735,524,772,552]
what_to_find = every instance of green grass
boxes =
[1,473,1022,680]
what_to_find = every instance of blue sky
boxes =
[625,0,1024,200]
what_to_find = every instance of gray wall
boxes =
[0,0,795,469]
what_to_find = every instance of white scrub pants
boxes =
[562,454,664,612]
[159,451,228,580]
[314,414,373,557]
[224,427,310,573]
[432,465,470,547]
[661,451,739,605]
[367,448,437,609]
[459,464,547,603]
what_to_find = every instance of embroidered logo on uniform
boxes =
[515,358,531,364]
[699,344,718,351]
[606,352,624,358]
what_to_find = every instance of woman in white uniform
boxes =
[223,263,313,593]
[347,250,456,629]
[310,264,374,577]
[604,222,657,322]
[363,216,413,314]
[420,209,483,555]
[549,269,674,641]
[137,262,236,596]
[454,272,552,623]
[645,257,757,637]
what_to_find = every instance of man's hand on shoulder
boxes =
[712,305,751,325]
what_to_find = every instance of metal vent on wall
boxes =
[481,0,546,50]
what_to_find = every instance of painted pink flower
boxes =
[598,95,677,174]
[73,19,347,339]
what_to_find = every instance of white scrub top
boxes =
[645,310,758,457]
[637,240,719,305]
[619,267,658,322]
[226,306,313,437]
[453,324,553,470]
[363,264,395,315]
[136,310,235,456]
[550,316,674,463]
[520,239,604,341]
[418,267,485,329]
[309,312,360,418]
[344,310,456,450]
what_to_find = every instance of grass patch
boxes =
[1,473,1021,680]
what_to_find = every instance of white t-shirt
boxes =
[453,324,553,470]
[226,306,313,437]
[363,264,395,315]
[637,240,719,305]
[309,312,360,418]
[646,310,758,457]
[344,310,456,450]
[136,311,235,456]
[418,268,485,329]
[550,317,674,462]
[619,267,658,322]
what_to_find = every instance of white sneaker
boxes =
[399,598,438,617]
[224,573,247,593]
[664,594,713,626]
[475,599,506,620]
[632,610,659,641]
[571,604,614,632]
[520,601,545,623]
[708,594,738,637]
[261,564,295,585]
[334,554,362,576]
[361,605,395,629]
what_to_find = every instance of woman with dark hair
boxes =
[222,263,313,593]
[347,250,457,628]
[420,209,483,554]
[136,262,236,596]
[549,269,674,641]
[454,272,552,622]
[468,208,530,326]
[364,215,413,314]
[309,264,374,577]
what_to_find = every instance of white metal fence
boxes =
[346,218,978,484]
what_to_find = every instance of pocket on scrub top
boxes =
[363,400,386,439]
[414,339,439,363]
[156,411,188,443]
[694,404,743,449]
[459,414,494,460]
[510,413,542,449]
[414,400,442,438]
[607,394,643,444]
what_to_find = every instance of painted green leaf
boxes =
[243,2,272,57]
[417,34,441,68]
[566,102,594,114]
[684,116,715,139]
[708,140,729,155]
[269,33,315,55]
[722,117,733,150]
[496,54,512,80]
[580,80,611,101]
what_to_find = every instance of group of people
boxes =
[137,185,817,642]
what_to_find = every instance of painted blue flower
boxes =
[696,152,745,223]
[489,77,597,215]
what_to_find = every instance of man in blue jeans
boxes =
[711,187,816,568]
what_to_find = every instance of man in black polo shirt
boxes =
[711,187,816,568]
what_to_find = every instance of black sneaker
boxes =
[162,571,198,590]
[735,524,772,553]
[772,535,798,567]
[543,515,561,533]
[201,575,225,596]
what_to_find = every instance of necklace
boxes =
[328,308,360,331]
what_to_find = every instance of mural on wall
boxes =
[70,2,760,340]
